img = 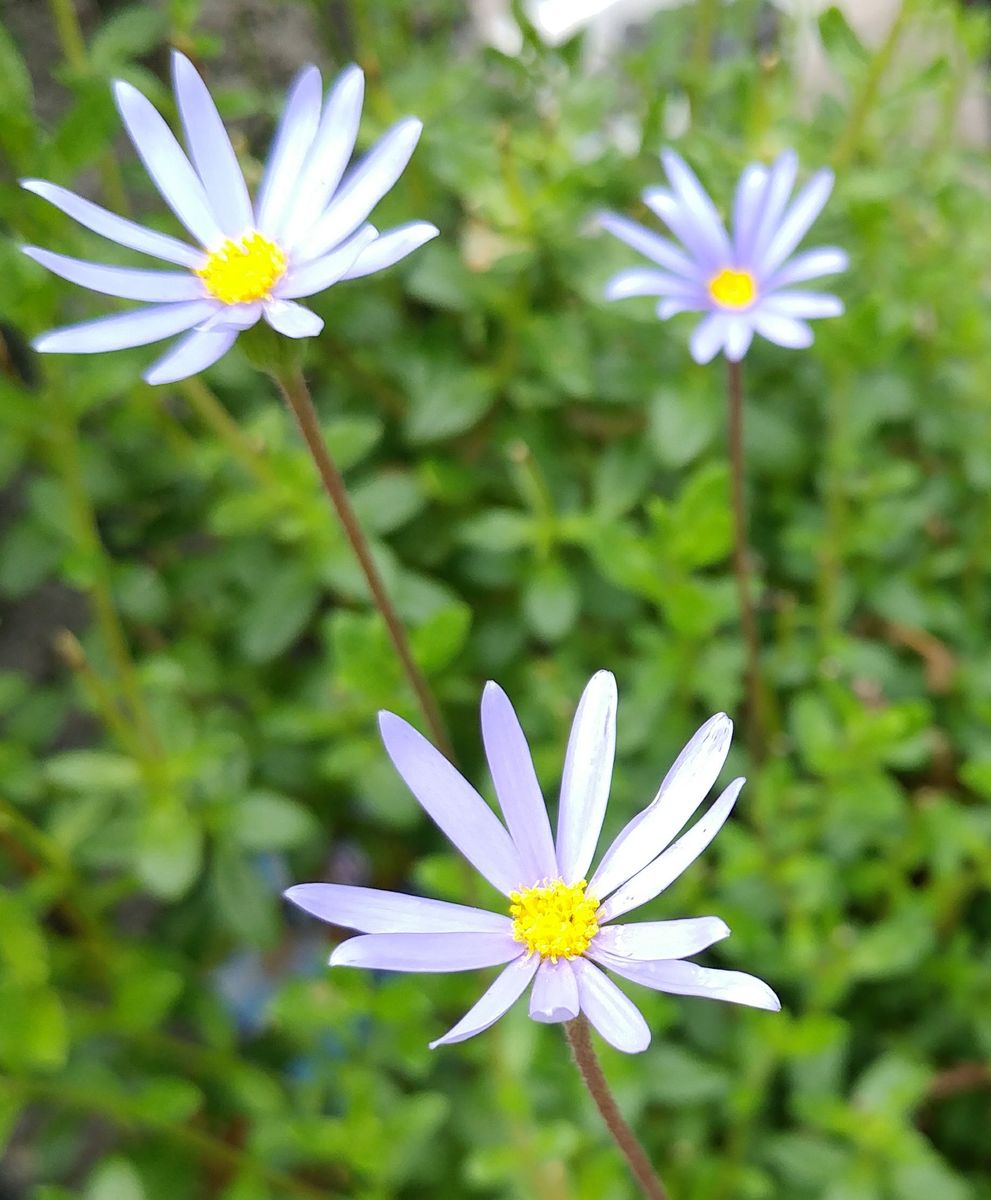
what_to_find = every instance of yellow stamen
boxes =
[708,267,757,310]
[509,878,600,962]
[197,231,287,305]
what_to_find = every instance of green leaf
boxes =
[212,848,279,947]
[44,751,140,793]
[136,803,204,900]
[238,564,319,663]
[0,984,68,1071]
[409,602,472,674]
[89,7,170,72]
[232,791,320,851]
[85,1159,147,1200]
[523,559,580,642]
[458,509,533,552]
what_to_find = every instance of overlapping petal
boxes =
[330,931,522,973]
[572,958,651,1053]
[429,956,540,1048]
[556,670,617,885]
[144,326,238,386]
[529,959,580,1023]
[595,953,781,1012]
[34,300,218,354]
[285,883,511,934]
[23,248,204,303]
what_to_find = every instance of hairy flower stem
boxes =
[564,1016,668,1200]
[726,358,766,766]
[274,366,454,761]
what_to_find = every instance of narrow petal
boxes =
[529,958,580,1023]
[429,955,540,1048]
[643,188,723,273]
[596,778,744,922]
[751,310,814,350]
[284,883,511,934]
[762,291,843,320]
[33,299,218,354]
[377,711,525,895]
[765,246,848,290]
[23,247,204,302]
[595,954,781,1012]
[590,713,733,902]
[300,118,424,262]
[593,917,730,961]
[749,150,798,264]
[340,221,439,280]
[688,312,729,364]
[724,316,754,362]
[604,267,700,302]
[199,301,261,332]
[330,931,522,972]
[556,670,616,885]
[598,212,696,278]
[20,180,203,267]
[143,325,237,385]
[758,168,834,277]
[572,958,650,1053]
[112,80,225,248]
[263,299,324,338]
[731,163,769,264]
[171,51,253,237]
[281,65,365,243]
[274,225,377,299]
[661,149,733,264]
[257,65,323,236]
[480,682,557,882]
[657,297,700,320]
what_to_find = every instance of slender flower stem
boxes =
[564,1016,668,1200]
[725,357,765,766]
[274,366,454,761]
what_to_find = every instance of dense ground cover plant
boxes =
[1,1,991,1197]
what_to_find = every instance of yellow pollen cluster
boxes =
[509,878,600,962]
[197,231,287,305]
[708,267,757,310]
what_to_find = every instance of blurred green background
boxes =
[2,0,991,1196]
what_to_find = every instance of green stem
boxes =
[47,0,87,71]
[179,377,281,488]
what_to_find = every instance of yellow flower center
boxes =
[708,267,757,310]
[509,878,600,962]
[197,231,287,305]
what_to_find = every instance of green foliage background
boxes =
[2,0,991,1196]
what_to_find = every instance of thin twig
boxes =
[726,357,765,766]
[564,1016,668,1200]
[274,366,454,761]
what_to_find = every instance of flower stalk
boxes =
[564,1015,668,1200]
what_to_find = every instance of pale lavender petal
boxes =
[257,65,323,237]
[33,300,218,354]
[330,931,522,972]
[262,299,324,338]
[593,916,730,960]
[284,883,511,934]
[661,149,732,264]
[199,301,262,332]
[378,711,525,895]
[758,168,834,277]
[171,51,253,237]
[429,955,540,1048]
[596,778,744,922]
[556,670,616,885]
[112,81,224,248]
[480,682,557,882]
[20,180,203,268]
[643,188,723,273]
[598,212,696,278]
[657,297,700,320]
[590,714,733,902]
[23,247,203,302]
[282,65,365,244]
[688,312,729,364]
[529,958,580,1023]
[572,957,650,1052]
[143,325,237,385]
[341,222,439,280]
[749,150,798,264]
[604,267,700,302]
[298,117,423,263]
[751,310,814,349]
[731,163,769,263]
[761,291,843,320]
[274,225,377,299]
[724,316,754,362]
[595,954,781,1012]
[765,246,848,290]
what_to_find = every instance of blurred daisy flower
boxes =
[287,671,779,1053]
[601,149,847,363]
[22,52,437,385]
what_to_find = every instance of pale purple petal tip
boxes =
[573,957,650,1053]
[329,931,522,973]
[429,955,540,1048]
[529,958,580,1023]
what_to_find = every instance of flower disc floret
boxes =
[197,231,287,304]
[510,879,600,962]
[708,268,756,310]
